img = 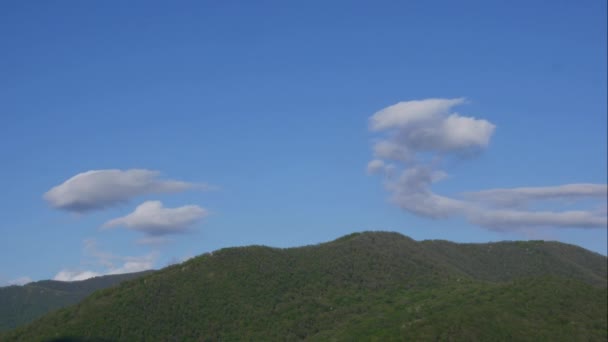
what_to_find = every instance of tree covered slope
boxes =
[0,271,152,332]
[3,232,606,341]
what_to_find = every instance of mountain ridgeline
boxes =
[0,271,152,332]
[4,232,607,341]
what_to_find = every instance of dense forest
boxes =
[3,232,606,341]
[0,271,151,332]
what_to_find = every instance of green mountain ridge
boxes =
[0,271,152,332]
[3,232,607,341]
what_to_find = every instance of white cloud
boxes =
[369,98,467,131]
[370,98,495,158]
[106,255,156,275]
[468,208,608,230]
[465,184,608,207]
[435,113,495,151]
[53,270,101,282]
[372,140,412,161]
[44,169,209,213]
[103,201,208,236]
[166,254,194,267]
[368,98,608,231]
[53,239,157,282]
[5,276,33,286]
[387,165,464,218]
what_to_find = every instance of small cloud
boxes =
[103,201,208,236]
[166,254,194,267]
[467,208,607,230]
[464,184,608,208]
[53,270,101,282]
[53,240,158,282]
[44,169,210,213]
[106,255,156,275]
[6,276,33,286]
[369,98,467,131]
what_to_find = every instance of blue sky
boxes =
[1,0,606,285]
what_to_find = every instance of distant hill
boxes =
[0,271,152,332]
[3,232,606,341]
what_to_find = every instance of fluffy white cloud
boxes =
[368,98,607,231]
[44,169,208,213]
[434,114,495,151]
[369,98,467,131]
[103,201,208,236]
[370,98,495,158]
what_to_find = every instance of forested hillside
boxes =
[0,271,151,332]
[4,232,606,341]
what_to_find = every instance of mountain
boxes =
[3,232,606,341]
[0,271,152,332]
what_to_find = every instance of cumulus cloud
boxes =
[44,169,209,213]
[103,201,208,236]
[370,98,467,131]
[53,239,157,282]
[368,98,607,231]
[369,97,495,157]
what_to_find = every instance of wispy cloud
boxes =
[368,98,607,231]
[53,239,157,282]
[44,169,211,213]
[53,270,101,282]
[103,201,208,236]
[166,254,194,267]
[136,236,172,246]
[3,276,33,286]
[464,184,608,208]
[468,208,607,230]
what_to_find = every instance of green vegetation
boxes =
[0,271,151,332]
[3,232,606,341]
